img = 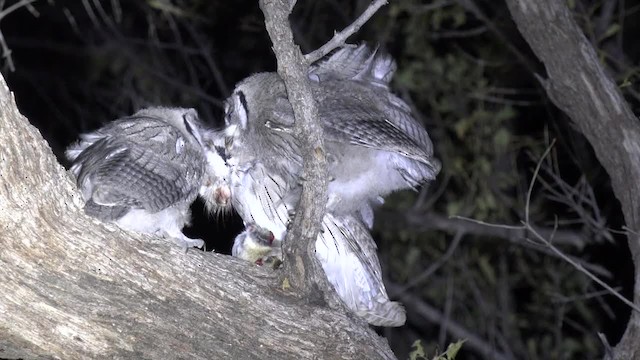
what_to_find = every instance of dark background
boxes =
[1,1,637,359]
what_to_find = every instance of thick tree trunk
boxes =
[505,1,640,359]
[0,75,395,358]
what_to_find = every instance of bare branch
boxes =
[0,0,37,20]
[525,140,556,224]
[451,144,640,314]
[0,0,38,71]
[377,211,588,249]
[524,141,640,312]
[522,220,640,314]
[304,0,387,63]
[391,231,464,295]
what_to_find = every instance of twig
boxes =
[378,210,588,249]
[304,0,387,63]
[0,0,38,71]
[525,139,555,224]
[429,26,487,39]
[523,218,640,313]
[0,0,37,21]
[183,23,230,97]
[522,142,640,312]
[454,142,640,314]
[0,29,13,71]
[392,230,463,295]
[452,214,611,277]
[551,288,622,304]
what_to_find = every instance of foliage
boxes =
[409,339,464,360]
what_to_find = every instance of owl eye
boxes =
[176,136,185,154]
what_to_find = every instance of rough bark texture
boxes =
[0,75,395,358]
[505,1,640,359]
[259,0,332,301]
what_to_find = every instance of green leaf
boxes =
[600,23,621,42]
[493,128,511,150]
[409,340,427,360]
[443,340,465,359]
[620,78,632,88]
[478,256,496,285]
[454,117,473,139]
[453,11,466,28]
[494,106,516,122]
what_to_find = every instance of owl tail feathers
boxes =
[356,301,406,327]
[308,44,396,87]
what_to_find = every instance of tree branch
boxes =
[377,211,589,249]
[0,71,394,357]
[504,1,640,359]
[258,0,330,300]
[304,0,387,63]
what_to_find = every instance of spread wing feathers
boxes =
[67,116,184,165]
[309,44,396,86]
[385,92,437,155]
[318,213,406,327]
[68,134,196,219]
[320,100,435,167]
[268,91,436,170]
[234,163,294,236]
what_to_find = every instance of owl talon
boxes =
[174,236,205,252]
[285,208,296,230]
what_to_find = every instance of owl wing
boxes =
[232,162,293,241]
[267,91,430,159]
[319,213,406,327]
[72,134,197,218]
[308,44,395,86]
[319,93,439,173]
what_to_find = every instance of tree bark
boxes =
[0,76,394,358]
[505,1,640,359]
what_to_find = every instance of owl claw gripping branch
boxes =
[200,44,441,327]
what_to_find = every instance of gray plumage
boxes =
[316,212,405,327]
[203,44,439,326]
[66,107,208,249]
[199,129,232,212]
[229,205,406,327]
[224,44,440,226]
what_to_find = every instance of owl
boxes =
[222,44,440,228]
[66,107,208,250]
[199,44,440,326]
